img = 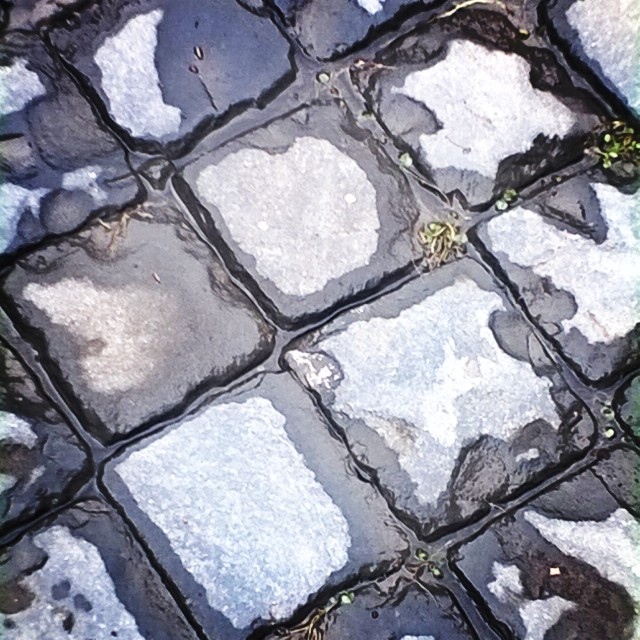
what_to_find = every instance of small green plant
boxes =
[495,188,518,211]
[591,120,640,170]
[418,220,466,269]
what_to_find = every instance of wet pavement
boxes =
[0,0,639,638]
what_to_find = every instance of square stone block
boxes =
[178,103,423,327]
[477,177,640,382]
[49,0,294,154]
[0,500,197,639]
[103,373,409,639]
[1,204,275,443]
[456,452,640,639]
[285,259,594,537]
[0,343,88,535]
[0,36,139,260]
[354,10,600,207]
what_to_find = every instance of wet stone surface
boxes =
[0,345,87,535]
[49,0,294,153]
[273,0,438,61]
[103,373,408,639]
[0,35,139,260]
[1,204,275,443]
[0,500,198,639]
[456,454,640,639]
[268,580,476,639]
[178,103,423,326]
[478,177,640,382]
[286,259,593,537]
[548,0,640,115]
[355,10,600,207]
[618,374,640,441]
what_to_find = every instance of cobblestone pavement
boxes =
[0,0,639,638]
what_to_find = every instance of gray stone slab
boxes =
[272,0,439,60]
[0,344,88,535]
[456,458,640,639]
[0,35,139,260]
[268,581,475,639]
[618,374,640,441]
[49,0,294,154]
[103,372,409,639]
[285,258,593,537]
[547,0,640,115]
[355,11,600,207]
[478,179,640,382]
[0,500,197,640]
[592,447,640,518]
[1,204,275,443]
[178,104,423,326]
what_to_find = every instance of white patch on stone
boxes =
[0,411,38,448]
[115,397,351,628]
[567,0,640,113]
[25,465,46,487]
[23,278,176,394]
[196,137,380,296]
[400,636,435,640]
[356,0,385,14]
[393,40,576,178]
[520,596,575,640]
[94,10,181,138]
[516,448,541,463]
[3,526,144,639]
[0,473,18,494]
[0,183,49,253]
[487,185,640,343]
[525,508,640,604]
[0,58,46,116]
[62,166,108,204]
[286,350,339,389]
[315,278,559,506]
[488,562,524,602]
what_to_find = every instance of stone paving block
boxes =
[0,35,139,259]
[0,499,198,640]
[178,103,422,326]
[591,447,640,518]
[547,0,640,115]
[0,204,275,443]
[268,580,475,639]
[354,10,600,207]
[49,0,294,153]
[477,178,640,382]
[456,454,640,639]
[285,258,593,538]
[0,344,88,535]
[272,0,439,61]
[103,372,409,639]
[618,374,640,441]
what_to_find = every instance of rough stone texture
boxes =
[268,581,475,639]
[548,0,640,115]
[1,204,275,443]
[0,500,197,640]
[0,344,87,535]
[285,259,593,537]
[1,0,86,32]
[104,373,408,639]
[0,36,139,260]
[456,459,640,639]
[178,104,423,326]
[618,375,640,440]
[479,179,640,382]
[49,0,294,153]
[273,0,438,60]
[355,10,600,207]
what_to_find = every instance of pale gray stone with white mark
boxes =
[61,166,108,204]
[0,183,49,252]
[2,526,144,639]
[95,10,181,139]
[392,41,576,180]
[196,137,380,297]
[565,0,640,113]
[0,58,46,116]
[0,411,38,448]
[357,0,385,14]
[23,278,177,394]
[114,396,351,628]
